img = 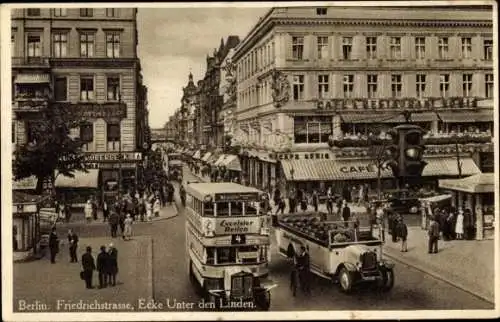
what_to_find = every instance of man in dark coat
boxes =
[109,209,119,238]
[48,227,59,264]
[97,245,110,288]
[67,229,79,263]
[295,246,311,295]
[342,203,351,227]
[81,246,96,289]
[428,216,440,253]
[167,182,175,205]
[107,244,118,286]
[397,217,408,252]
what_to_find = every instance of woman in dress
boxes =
[84,199,93,223]
[455,208,464,240]
[123,214,133,241]
[153,198,161,217]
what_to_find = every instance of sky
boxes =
[137,7,270,129]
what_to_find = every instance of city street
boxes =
[12,165,493,311]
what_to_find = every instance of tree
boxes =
[368,140,390,200]
[13,105,88,194]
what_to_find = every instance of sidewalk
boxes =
[13,235,153,312]
[49,203,178,228]
[383,226,495,304]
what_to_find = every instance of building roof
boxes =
[185,182,263,197]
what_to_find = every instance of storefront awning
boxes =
[280,157,481,181]
[207,153,220,165]
[192,150,201,159]
[220,154,242,172]
[13,176,38,190]
[54,169,99,188]
[201,152,212,162]
[214,154,227,166]
[341,112,437,124]
[438,111,493,123]
[15,73,50,84]
[439,173,494,194]
[422,157,480,177]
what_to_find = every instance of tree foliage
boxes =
[13,105,88,193]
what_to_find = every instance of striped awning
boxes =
[438,111,493,123]
[439,173,494,194]
[341,112,437,124]
[220,154,242,172]
[214,154,227,166]
[15,73,50,84]
[201,152,212,162]
[193,150,201,159]
[280,157,480,181]
[54,169,99,188]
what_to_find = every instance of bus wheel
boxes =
[256,291,271,311]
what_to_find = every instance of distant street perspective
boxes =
[7,2,496,318]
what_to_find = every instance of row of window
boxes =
[237,41,275,81]
[25,8,119,18]
[15,30,121,58]
[290,35,493,61]
[289,73,495,100]
[52,76,120,102]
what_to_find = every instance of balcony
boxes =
[13,93,50,113]
[12,57,50,69]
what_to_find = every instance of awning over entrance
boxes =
[54,169,99,188]
[220,154,242,172]
[201,152,212,162]
[13,176,38,190]
[438,111,493,123]
[15,73,50,84]
[280,157,481,181]
[422,157,480,177]
[214,154,227,166]
[193,150,201,159]
[439,173,494,193]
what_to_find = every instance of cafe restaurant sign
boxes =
[216,218,260,234]
[53,102,127,120]
[339,163,391,174]
[316,97,478,110]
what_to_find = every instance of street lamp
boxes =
[118,91,123,194]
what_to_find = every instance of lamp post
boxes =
[118,91,123,195]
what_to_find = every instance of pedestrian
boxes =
[463,208,473,240]
[67,229,79,263]
[311,190,319,213]
[295,246,311,295]
[102,199,109,222]
[342,202,351,227]
[167,182,175,205]
[288,193,296,214]
[138,198,146,222]
[342,184,350,203]
[180,185,186,207]
[48,226,59,264]
[153,198,161,217]
[91,196,98,221]
[97,245,110,289]
[276,196,286,215]
[300,193,308,212]
[109,208,119,238]
[63,202,72,223]
[376,203,386,242]
[428,215,440,254]
[84,199,93,223]
[357,184,364,206]
[81,246,96,289]
[107,243,118,287]
[123,214,133,240]
[397,217,408,252]
[146,199,153,221]
[455,208,464,240]
[273,188,281,208]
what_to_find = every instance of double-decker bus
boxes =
[185,182,275,310]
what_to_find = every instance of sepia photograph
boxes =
[1,1,498,321]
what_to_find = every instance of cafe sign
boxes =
[317,97,478,110]
[271,152,332,160]
[339,163,391,174]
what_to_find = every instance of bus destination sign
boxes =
[214,193,258,202]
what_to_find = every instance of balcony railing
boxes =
[13,93,50,112]
[12,57,50,68]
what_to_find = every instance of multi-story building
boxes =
[180,72,198,145]
[219,47,239,145]
[232,6,494,196]
[12,7,148,204]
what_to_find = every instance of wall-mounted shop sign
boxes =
[339,163,390,174]
[316,97,478,110]
[83,152,142,162]
[53,102,127,119]
[85,162,138,169]
[271,152,331,160]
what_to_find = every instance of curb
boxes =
[383,249,494,305]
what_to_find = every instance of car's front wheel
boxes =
[339,267,353,293]
[379,267,395,291]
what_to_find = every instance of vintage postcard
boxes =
[1,1,499,321]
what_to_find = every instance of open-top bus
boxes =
[184,182,275,310]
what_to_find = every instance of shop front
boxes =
[439,173,495,240]
[54,169,100,208]
[13,191,46,261]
